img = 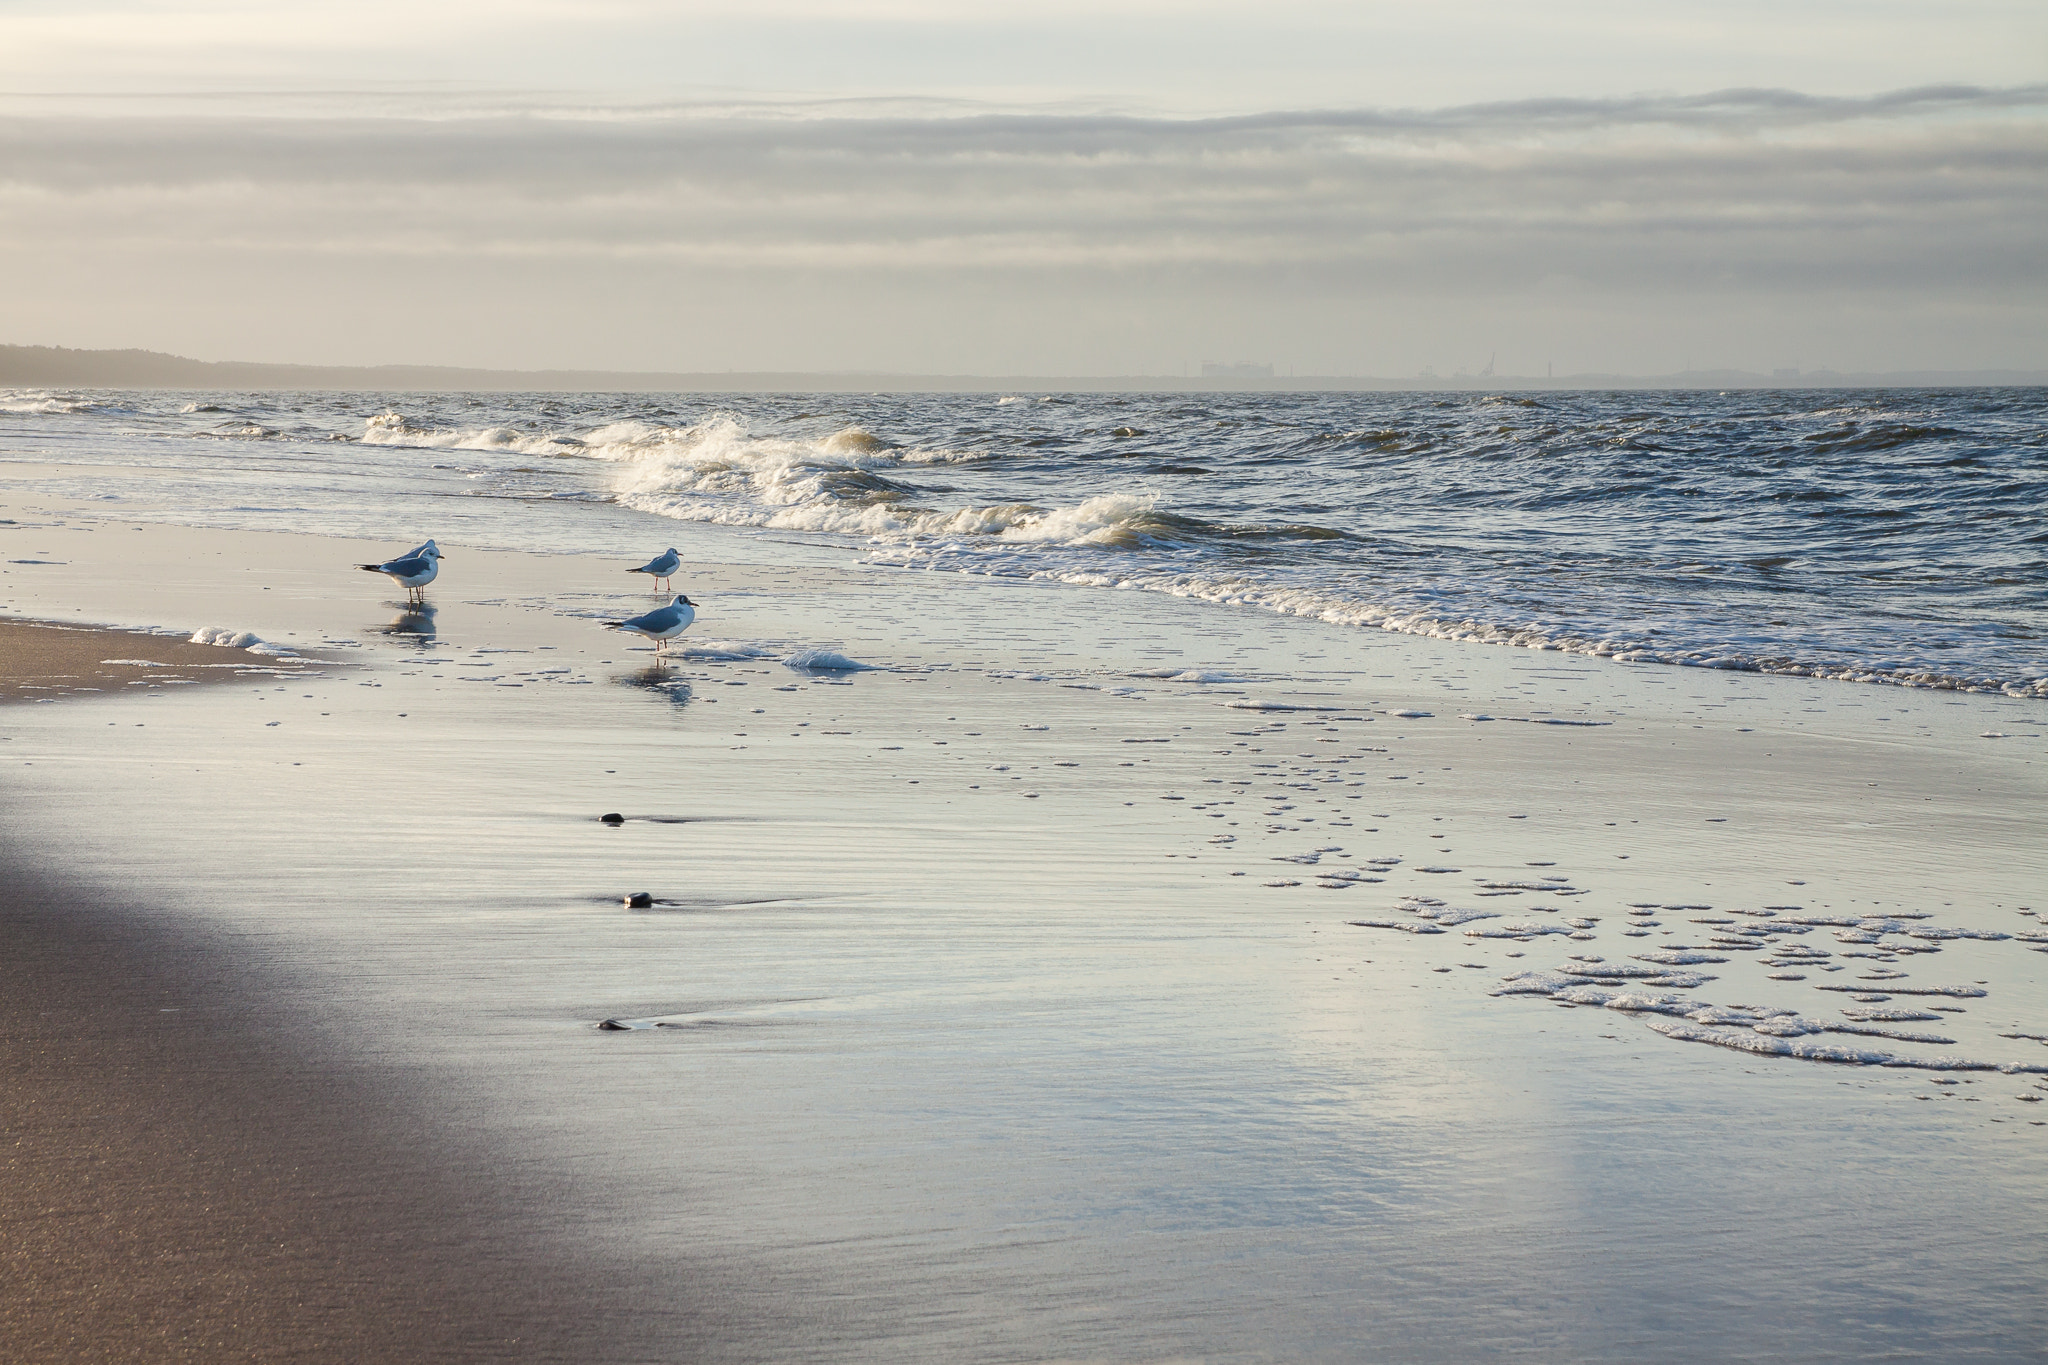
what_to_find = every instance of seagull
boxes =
[608,594,696,655]
[358,542,444,605]
[628,547,682,591]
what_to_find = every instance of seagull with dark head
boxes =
[608,594,696,655]
[358,541,444,605]
[628,547,682,592]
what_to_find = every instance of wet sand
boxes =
[0,848,699,1364]
[0,616,294,702]
[2,508,2045,1361]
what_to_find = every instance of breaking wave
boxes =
[0,392,102,415]
[20,388,2036,701]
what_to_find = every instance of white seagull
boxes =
[608,594,696,655]
[628,547,682,591]
[358,542,444,605]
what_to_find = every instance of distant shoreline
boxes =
[5,344,2043,395]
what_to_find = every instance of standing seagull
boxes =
[358,542,444,605]
[608,594,696,656]
[628,547,682,592]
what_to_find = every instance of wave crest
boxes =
[1,393,99,415]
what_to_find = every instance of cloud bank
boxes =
[2,86,2042,374]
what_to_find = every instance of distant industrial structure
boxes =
[1200,361,1273,379]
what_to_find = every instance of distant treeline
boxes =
[3,344,2042,394]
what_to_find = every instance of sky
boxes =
[2,0,2044,376]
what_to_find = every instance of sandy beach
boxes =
[0,617,296,702]
[0,842,703,1364]
[3,501,2046,1361]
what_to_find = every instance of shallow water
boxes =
[5,385,2045,695]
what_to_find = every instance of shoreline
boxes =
[0,615,302,703]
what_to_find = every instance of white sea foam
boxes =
[784,649,879,671]
[374,410,1171,551]
[1841,1006,1944,1022]
[1130,669,1243,683]
[1224,699,1338,712]
[864,545,2048,699]
[189,627,295,657]
[0,393,98,415]
[1647,1019,2048,1073]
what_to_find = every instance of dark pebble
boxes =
[624,891,654,908]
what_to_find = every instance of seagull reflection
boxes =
[614,662,693,706]
[373,603,437,642]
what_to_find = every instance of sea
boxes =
[3,384,2044,697]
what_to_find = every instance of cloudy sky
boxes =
[3,0,2043,376]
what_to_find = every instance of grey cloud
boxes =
[8,91,2043,278]
[1,84,2042,372]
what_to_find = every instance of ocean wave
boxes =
[195,423,282,440]
[564,407,2046,697]
[522,410,1185,548]
[14,387,2033,704]
[864,545,2048,698]
[0,393,100,415]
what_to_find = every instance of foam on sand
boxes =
[190,626,297,657]
[783,649,881,672]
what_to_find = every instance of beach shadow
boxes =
[614,663,693,706]
[370,604,437,643]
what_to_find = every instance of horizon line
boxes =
[4,344,2045,393]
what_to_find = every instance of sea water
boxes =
[4,385,2044,695]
